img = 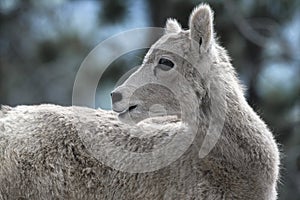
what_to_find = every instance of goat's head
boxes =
[111,4,216,124]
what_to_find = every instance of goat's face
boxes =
[111,4,215,124]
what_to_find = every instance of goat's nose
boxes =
[111,92,123,103]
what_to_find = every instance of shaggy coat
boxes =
[0,4,279,200]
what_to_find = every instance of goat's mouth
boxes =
[115,104,138,115]
[128,104,138,112]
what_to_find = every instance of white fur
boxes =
[0,4,280,200]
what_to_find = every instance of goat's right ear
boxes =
[189,4,214,53]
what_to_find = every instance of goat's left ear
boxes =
[165,18,182,34]
[189,4,214,53]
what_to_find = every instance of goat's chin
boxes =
[117,111,146,125]
[118,110,181,125]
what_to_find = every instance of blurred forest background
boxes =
[0,0,299,198]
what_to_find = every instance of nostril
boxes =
[111,92,123,103]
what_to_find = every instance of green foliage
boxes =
[100,0,127,24]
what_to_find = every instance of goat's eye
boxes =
[157,58,174,71]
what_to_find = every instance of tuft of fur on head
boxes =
[189,3,214,53]
[165,18,182,34]
[0,105,11,117]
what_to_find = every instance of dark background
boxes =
[0,0,299,198]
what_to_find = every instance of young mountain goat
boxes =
[0,4,279,200]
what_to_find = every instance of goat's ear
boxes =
[189,4,214,53]
[165,18,182,34]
